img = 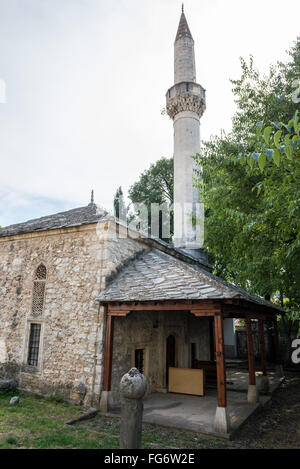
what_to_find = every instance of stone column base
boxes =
[247,384,258,403]
[214,406,230,434]
[99,390,110,413]
[258,375,269,395]
[276,364,284,378]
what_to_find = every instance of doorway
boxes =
[166,335,175,386]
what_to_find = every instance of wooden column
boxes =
[273,319,281,366]
[245,319,256,385]
[258,320,267,376]
[103,314,115,391]
[214,314,226,407]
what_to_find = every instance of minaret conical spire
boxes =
[175,7,193,42]
[174,8,195,83]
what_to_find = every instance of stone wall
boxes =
[0,218,215,409]
[0,221,148,406]
[109,310,210,408]
[0,224,106,405]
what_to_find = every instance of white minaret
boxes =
[166,6,206,258]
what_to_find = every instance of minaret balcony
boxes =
[166,81,206,120]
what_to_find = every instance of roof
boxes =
[97,248,284,312]
[175,11,193,42]
[0,203,107,238]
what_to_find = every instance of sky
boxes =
[0,0,299,227]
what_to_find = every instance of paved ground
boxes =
[226,368,281,393]
[79,372,300,448]
[109,368,281,438]
[142,389,265,438]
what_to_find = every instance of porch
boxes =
[97,248,285,435]
[100,299,284,434]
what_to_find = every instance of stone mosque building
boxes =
[0,8,283,434]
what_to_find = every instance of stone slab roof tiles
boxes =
[97,248,284,312]
[0,203,106,237]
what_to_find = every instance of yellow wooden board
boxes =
[168,367,204,396]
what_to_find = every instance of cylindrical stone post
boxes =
[119,368,147,449]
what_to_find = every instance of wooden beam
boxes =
[245,319,256,385]
[258,320,267,376]
[214,314,226,407]
[105,298,283,317]
[222,303,276,320]
[106,300,221,313]
[107,310,130,317]
[190,311,218,317]
[223,298,284,316]
[102,314,114,391]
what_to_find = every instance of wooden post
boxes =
[258,320,267,376]
[103,314,114,391]
[245,319,258,403]
[214,314,226,407]
[213,314,229,434]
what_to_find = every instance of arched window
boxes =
[31,264,47,317]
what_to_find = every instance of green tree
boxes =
[194,38,300,316]
[241,114,300,345]
[128,157,174,242]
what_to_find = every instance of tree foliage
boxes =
[194,38,300,317]
[128,157,174,242]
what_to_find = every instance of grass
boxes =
[0,390,223,449]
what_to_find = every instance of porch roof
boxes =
[97,248,284,313]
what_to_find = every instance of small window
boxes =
[27,323,41,366]
[135,349,144,374]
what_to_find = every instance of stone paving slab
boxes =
[107,372,283,439]
[142,389,262,439]
[225,369,282,394]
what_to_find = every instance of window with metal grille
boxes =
[27,323,41,366]
[31,264,46,317]
[135,349,144,374]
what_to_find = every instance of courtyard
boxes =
[108,367,283,438]
[0,372,299,449]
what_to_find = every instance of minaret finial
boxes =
[182,3,184,13]
[90,189,94,204]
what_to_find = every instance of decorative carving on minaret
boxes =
[166,82,206,120]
